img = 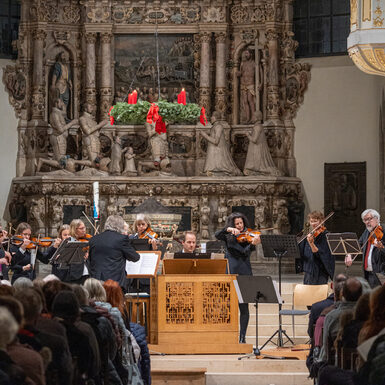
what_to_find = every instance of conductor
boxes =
[89,215,140,290]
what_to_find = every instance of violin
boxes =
[236,229,261,243]
[297,212,334,244]
[139,228,159,241]
[10,235,56,249]
[77,234,92,242]
[312,226,326,239]
[367,225,384,245]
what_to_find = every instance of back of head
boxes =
[0,285,14,296]
[104,215,125,233]
[84,278,106,302]
[103,279,123,313]
[343,277,362,302]
[13,277,33,291]
[71,284,89,306]
[14,289,43,326]
[333,273,347,301]
[42,280,73,313]
[0,307,19,349]
[52,291,80,323]
[0,296,23,326]
[354,292,371,322]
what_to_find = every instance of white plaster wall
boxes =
[294,55,382,213]
[0,59,18,225]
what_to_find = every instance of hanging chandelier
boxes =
[348,0,385,76]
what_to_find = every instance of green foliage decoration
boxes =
[110,99,201,125]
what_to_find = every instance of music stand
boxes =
[259,234,300,347]
[326,232,362,257]
[234,275,282,359]
[52,240,88,268]
[173,252,211,259]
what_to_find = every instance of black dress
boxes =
[215,227,255,341]
[298,230,334,285]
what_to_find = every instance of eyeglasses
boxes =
[363,216,375,223]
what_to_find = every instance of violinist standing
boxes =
[298,211,334,285]
[345,209,385,288]
[9,222,50,284]
[215,212,260,343]
[0,229,12,280]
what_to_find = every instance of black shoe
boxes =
[239,335,246,343]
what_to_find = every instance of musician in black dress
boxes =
[215,212,260,343]
[298,211,334,285]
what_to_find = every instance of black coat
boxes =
[359,226,385,273]
[89,230,140,288]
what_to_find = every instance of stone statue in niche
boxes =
[109,135,125,175]
[146,121,169,166]
[237,49,257,124]
[201,112,242,176]
[79,103,109,166]
[200,196,210,239]
[243,113,281,176]
[51,50,72,120]
[49,98,78,162]
[29,198,45,230]
[106,196,118,217]
[122,147,137,176]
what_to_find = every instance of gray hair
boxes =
[83,278,106,302]
[13,277,33,291]
[104,215,126,233]
[361,209,380,221]
[0,307,18,349]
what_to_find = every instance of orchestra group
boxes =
[0,209,384,343]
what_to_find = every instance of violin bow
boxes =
[82,211,99,235]
[297,211,335,244]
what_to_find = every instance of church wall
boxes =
[294,55,383,214]
[0,59,18,224]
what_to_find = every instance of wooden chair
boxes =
[280,284,329,339]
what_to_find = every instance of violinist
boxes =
[61,219,90,284]
[129,214,159,293]
[215,212,260,343]
[45,224,71,280]
[345,209,385,288]
[298,211,334,285]
[131,214,158,250]
[0,229,12,280]
[9,222,51,284]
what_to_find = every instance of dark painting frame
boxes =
[324,162,366,236]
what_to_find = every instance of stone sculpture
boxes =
[237,49,256,124]
[201,112,242,176]
[145,121,169,165]
[122,147,137,176]
[109,135,125,175]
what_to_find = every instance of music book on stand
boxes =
[52,240,89,267]
[126,250,161,278]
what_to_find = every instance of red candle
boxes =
[177,88,186,105]
[128,92,133,104]
[132,90,137,104]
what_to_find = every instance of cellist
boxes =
[298,211,334,285]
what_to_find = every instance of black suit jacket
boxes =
[89,230,140,288]
[359,226,385,273]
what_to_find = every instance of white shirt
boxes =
[366,244,374,272]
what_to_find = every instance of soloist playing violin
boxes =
[215,212,261,343]
[345,209,385,288]
[298,211,334,285]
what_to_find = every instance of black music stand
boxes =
[52,240,88,269]
[173,252,211,259]
[259,234,300,348]
[235,275,282,359]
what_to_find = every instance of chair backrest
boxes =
[293,284,329,308]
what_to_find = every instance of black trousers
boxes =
[364,271,381,288]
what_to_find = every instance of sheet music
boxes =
[233,279,244,303]
[125,252,159,276]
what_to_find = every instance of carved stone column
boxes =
[215,32,226,119]
[84,32,97,108]
[265,29,281,124]
[31,29,46,120]
[199,32,211,117]
[100,32,113,119]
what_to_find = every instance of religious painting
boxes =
[114,34,196,103]
[324,162,366,236]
